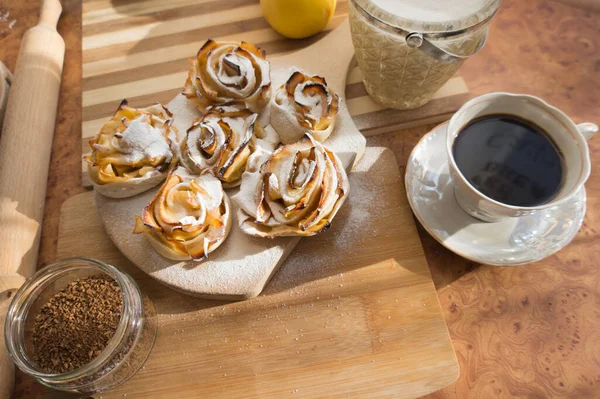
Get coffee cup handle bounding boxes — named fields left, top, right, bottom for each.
left=577, top=123, right=598, bottom=141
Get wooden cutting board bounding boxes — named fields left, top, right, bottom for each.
left=47, top=147, right=459, bottom=398
left=81, top=0, right=470, bottom=179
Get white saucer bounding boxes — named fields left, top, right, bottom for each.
left=405, top=122, right=587, bottom=266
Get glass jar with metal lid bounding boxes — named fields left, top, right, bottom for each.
left=349, top=0, right=501, bottom=109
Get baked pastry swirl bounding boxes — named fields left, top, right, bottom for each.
left=270, top=70, right=340, bottom=144
left=180, top=104, right=279, bottom=187
left=233, top=134, right=349, bottom=237
left=84, top=100, right=177, bottom=198
left=183, top=40, right=271, bottom=113
left=133, top=167, right=232, bottom=261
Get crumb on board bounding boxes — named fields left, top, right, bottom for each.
left=0, top=7, right=16, bottom=30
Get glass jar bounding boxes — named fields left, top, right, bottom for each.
left=349, top=0, right=500, bottom=110
left=4, top=258, right=157, bottom=394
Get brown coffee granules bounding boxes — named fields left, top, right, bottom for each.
left=31, top=275, right=123, bottom=374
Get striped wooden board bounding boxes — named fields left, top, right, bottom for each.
left=82, top=0, right=470, bottom=180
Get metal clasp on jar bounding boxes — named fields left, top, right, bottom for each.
left=353, top=2, right=498, bottom=64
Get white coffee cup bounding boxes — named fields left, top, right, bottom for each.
left=446, top=92, right=597, bottom=222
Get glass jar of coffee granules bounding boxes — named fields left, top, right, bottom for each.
left=4, top=258, right=157, bottom=393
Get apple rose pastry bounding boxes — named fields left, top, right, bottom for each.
left=180, top=104, right=279, bottom=187
left=270, top=71, right=340, bottom=144
left=233, top=134, right=349, bottom=237
left=183, top=39, right=271, bottom=113
left=84, top=100, right=177, bottom=198
left=133, top=167, right=232, bottom=261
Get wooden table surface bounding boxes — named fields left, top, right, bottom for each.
left=2, top=0, right=599, bottom=397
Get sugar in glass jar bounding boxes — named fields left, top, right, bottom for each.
left=349, top=0, right=501, bottom=109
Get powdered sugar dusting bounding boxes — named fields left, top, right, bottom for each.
left=0, top=8, right=9, bottom=22
left=266, top=147, right=403, bottom=292
left=96, top=148, right=399, bottom=298
left=113, top=116, right=172, bottom=163
left=353, top=146, right=387, bottom=170
left=179, top=215, right=202, bottom=227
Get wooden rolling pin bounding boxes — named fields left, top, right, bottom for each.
left=0, top=0, right=64, bottom=397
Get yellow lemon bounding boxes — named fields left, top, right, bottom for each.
left=261, top=0, right=337, bottom=39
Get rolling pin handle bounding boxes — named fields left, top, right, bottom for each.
left=39, top=0, right=62, bottom=30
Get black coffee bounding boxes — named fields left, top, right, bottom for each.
left=452, top=114, right=563, bottom=207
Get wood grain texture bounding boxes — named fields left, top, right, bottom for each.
left=17, top=148, right=459, bottom=398
left=4, top=0, right=600, bottom=397
left=367, top=3, right=600, bottom=398
left=555, top=0, right=600, bottom=12
left=0, top=0, right=64, bottom=395
left=78, top=0, right=470, bottom=183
